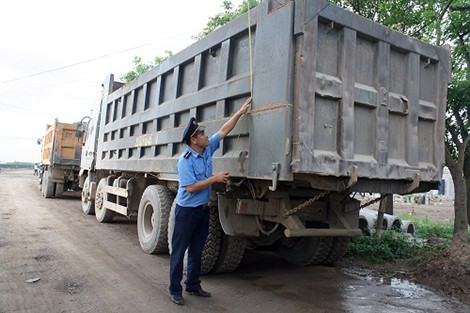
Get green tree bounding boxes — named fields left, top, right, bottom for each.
left=120, top=50, right=173, bottom=83
left=446, top=79, right=470, bottom=243
left=444, top=1, right=470, bottom=243
left=120, top=1, right=259, bottom=81
left=330, top=0, right=442, bottom=41
left=329, top=0, right=469, bottom=244
left=193, top=0, right=261, bottom=40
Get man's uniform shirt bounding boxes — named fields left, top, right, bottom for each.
left=176, top=132, right=220, bottom=207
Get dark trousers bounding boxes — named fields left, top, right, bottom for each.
left=169, top=204, right=209, bottom=296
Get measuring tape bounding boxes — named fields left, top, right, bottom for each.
left=248, top=1, right=253, bottom=97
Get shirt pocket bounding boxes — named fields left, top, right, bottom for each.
left=194, top=167, right=205, bottom=181
left=205, top=159, right=212, bottom=177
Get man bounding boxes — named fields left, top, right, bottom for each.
left=169, top=97, right=252, bottom=306
left=33, top=163, right=39, bottom=176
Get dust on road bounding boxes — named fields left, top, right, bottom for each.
left=1, top=169, right=468, bottom=313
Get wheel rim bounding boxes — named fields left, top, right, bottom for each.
left=279, top=236, right=332, bottom=266
left=82, top=179, right=89, bottom=204
left=95, top=187, right=103, bottom=213
left=143, top=202, right=154, bottom=239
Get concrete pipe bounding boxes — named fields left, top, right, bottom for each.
left=400, top=220, right=415, bottom=235
left=358, top=216, right=370, bottom=235
left=383, top=213, right=401, bottom=231
left=359, top=208, right=387, bottom=235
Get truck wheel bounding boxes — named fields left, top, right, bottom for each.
left=200, top=205, right=222, bottom=274
left=278, top=236, right=333, bottom=266
left=167, top=202, right=222, bottom=275
left=137, top=185, right=174, bottom=254
left=322, top=237, right=350, bottom=265
left=211, top=233, right=246, bottom=274
left=38, top=173, right=43, bottom=191
left=81, top=176, right=95, bottom=215
left=43, top=170, right=55, bottom=198
left=95, top=178, right=115, bottom=223
left=168, top=200, right=177, bottom=255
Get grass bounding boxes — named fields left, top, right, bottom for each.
left=346, top=216, right=469, bottom=264
left=399, top=213, right=454, bottom=240
left=346, top=231, right=413, bottom=263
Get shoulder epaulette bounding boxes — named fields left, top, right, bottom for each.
left=183, top=151, right=191, bottom=159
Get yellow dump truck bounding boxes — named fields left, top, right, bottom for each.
left=39, top=120, right=84, bottom=198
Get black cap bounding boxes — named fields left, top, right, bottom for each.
left=182, top=117, right=205, bottom=145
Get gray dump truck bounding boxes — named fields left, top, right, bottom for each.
left=78, top=0, right=450, bottom=273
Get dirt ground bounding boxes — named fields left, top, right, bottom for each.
left=357, top=195, right=470, bottom=306
left=1, top=169, right=469, bottom=313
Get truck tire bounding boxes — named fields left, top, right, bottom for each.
left=278, top=236, right=333, bottom=266
left=167, top=202, right=222, bottom=275
left=167, top=200, right=177, bottom=255
left=42, top=170, right=55, bottom=199
left=211, top=234, right=246, bottom=274
left=137, top=185, right=173, bottom=254
left=81, top=176, right=95, bottom=215
left=322, top=237, right=350, bottom=265
left=95, top=178, right=115, bottom=223
left=200, top=205, right=222, bottom=274
left=41, top=173, right=45, bottom=196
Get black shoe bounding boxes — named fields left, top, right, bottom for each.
left=187, top=288, right=211, bottom=297
left=170, top=294, right=184, bottom=305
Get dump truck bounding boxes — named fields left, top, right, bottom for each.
left=78, top=0, right=450, bottom=273
left=39, top=120, right=84, bottom=198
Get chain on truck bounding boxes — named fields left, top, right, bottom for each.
left=76, top=0, right=450, bottom=273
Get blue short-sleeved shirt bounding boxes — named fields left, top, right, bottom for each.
left=176, top=132, right=221, bottom=207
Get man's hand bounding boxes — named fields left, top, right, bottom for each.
left=185, top=172, right=229, bottom=193
left=238, top=96, right=252, bottom=115
left=219, top=96, right=252, bottom=139
left=213, top=172, right=229, bottom=183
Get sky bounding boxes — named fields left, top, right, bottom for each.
left=0, top=0, right=242, bottom=163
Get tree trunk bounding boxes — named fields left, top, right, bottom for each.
left=467, top=178, right=470, bottom=226
left=445, top=148, right=468, bottom=245
left=464, top=154, right=470, bottom=226
left=446, top=149, right=469, bottom=245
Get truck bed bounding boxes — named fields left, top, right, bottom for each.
left=95, top=0, right=450, bottom=194
left=41, top=121, right=83, bottom=166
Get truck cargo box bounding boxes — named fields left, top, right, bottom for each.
left=41, top=121, right=83, bottom=166
left=95, top=0, right=449, bottom=195
left=40, top=120, right=83, bottom=198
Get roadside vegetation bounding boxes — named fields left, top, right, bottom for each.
left=346, top=216, right=469, bottom=265
left=0, top=162, right=34, bottom=169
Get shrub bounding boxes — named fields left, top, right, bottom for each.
left=346, top=231, right=414, bottom=263
left=399, top=214, right=454, bottom=240
left=347, top=215, right=469, bottom=265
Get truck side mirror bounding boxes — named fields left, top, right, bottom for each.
left=76, top=122, right=84, bottom=138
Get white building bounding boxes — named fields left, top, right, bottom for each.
left=440, top=167, right=455, bottom=199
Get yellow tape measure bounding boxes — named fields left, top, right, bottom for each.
left=248, top=1, right=253, bottom=97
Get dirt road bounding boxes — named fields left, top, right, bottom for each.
left=1, top=170, right=468, bottom=313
